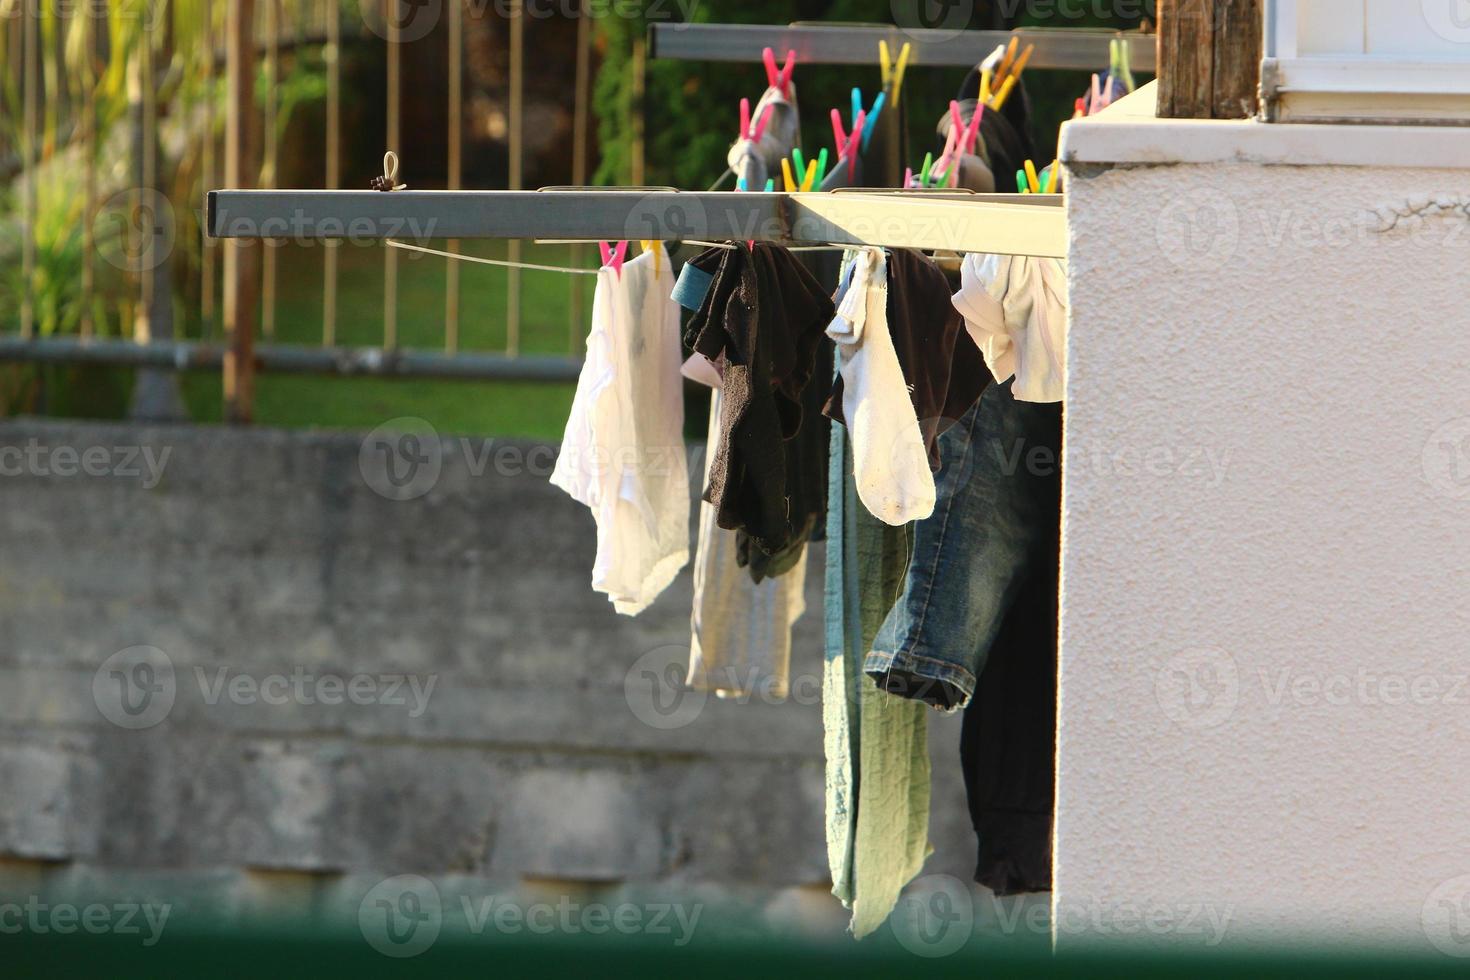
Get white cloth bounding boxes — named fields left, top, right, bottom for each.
left=684, top=389, right=807, bottom=699
left=827, top=247, right=935, bottom=527
left=952, top=253, right=1069, bottom=404
left=551, top=248, right=688, bottom=616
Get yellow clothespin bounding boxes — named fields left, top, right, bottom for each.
left=781, top=157, right=797, bottom=192
left=990, top=75, right=1018, bottom=112
left=881, top=40, right=913, bottom=106
left=980, top=68, right=993, bottom=104
left=640, top=239, right=660, bottom=277
left=800, top=159, right=818, bottom=192
left=1023, top=159, right=1041, bottom=194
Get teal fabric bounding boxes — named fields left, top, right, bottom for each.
left=823, top=420, right=933, bottom=938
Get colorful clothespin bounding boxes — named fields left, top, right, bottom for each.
left=1003, top=36, right=1023, bottom=76
left=780, top=157, right=797, bottom=192
left=599, top=240, right=628, bottom=278
left=919, top=152, right=934, bottom=188
left=1016, top=170, right=1029, bottom=194
left=640, top=239, right=661, bottom=277
left=904, top=167, right=915, bottom=189
left=1090, top=73, right=1102, bottom=116
left=763, top=47, right=796, bottom=97
left=991, top=75, right=1018, bottom=112
left=862, top=92, right=886, bottom=150
left=879, top=39, right=912, bottom=106
left=1023, top=159, right=1041, bottom=194
left=764, top=178, right=775, bottom=192
left=1008, top=43, right=1035, bottom=85
left=793, top=148, right=806, bottom=183
left=815, top=148, right=829, bottom=185
left=800, top=158, right=818, bottom=192
left=831, top=107, right=865, bottom=166
left=1117, top=36, right=1137, bottom=93
left=736, top=177, right=748, bottom=192
left=980, top=67, right=993, bottom=104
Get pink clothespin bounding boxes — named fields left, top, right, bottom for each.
left=763, top=47, right=796, bottom=98
left=738, top=97, right=774, bottom=143
left=599, top=240, right=628, bottom=278
left=962, top=102, right=984, bottom=155
left=751, top=103, right=773, bottom=143
left=846, top=109, right=865, bottom=176
left=831, top=107, right=849, bottom=155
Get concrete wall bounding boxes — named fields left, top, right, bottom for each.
left=0, top=417, right=979, bottom=936
left=1058, top=110, right=1470, bottom=951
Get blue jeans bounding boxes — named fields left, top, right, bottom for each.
left=865, top=382, right=1062, bottom=711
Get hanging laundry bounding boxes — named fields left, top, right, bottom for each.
left=825, top=247, right=935, bottom=526
left=550, top=247, right=689, bottom=616
left=823, top=418, right=931, bottom=939
left=962, top=535, right=1058, bottom=897
left=684, top=386, right=810, bottom=700
left=673, top=249, right=816, bottom=699
left=862, top=380, right=1061, bottom=897
left=684, top=242, right=835, bottom=563
left=827, top=249, right=991, bottom=475
left=953, top=253, right=1068, bottom=404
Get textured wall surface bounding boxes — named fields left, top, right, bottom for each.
left=1059, top=145, right=1470, bottom=950
left=0, top=419, right=979, bottom=936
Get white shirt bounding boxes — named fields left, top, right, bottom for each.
left=952, top=253, right=1069, bottom=404
left=828, top=247, right=936, bottom=526
left=551, top=248, right=689, bottom=616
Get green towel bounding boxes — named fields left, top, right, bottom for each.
left=823, top=421, right=933, bottom=938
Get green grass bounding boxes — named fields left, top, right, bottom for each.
left=182, top=239, right=598, bottom=440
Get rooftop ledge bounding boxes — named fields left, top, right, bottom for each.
left=1060, top=81, right=1470, bottom=171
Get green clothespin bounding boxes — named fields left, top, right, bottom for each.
left=764, top=178, right=775, bottom=192
left=816, top=148, right=829, bottom=185
left=1016, top=169, right=1029, bottom=194
left=792, top=148, right=806, bottom=185
left=919, top=152, right=934, bottom=188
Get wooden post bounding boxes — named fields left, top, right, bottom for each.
left=1157, top=0, right=1262, bottom=120
left=224, top=0, right=258, bottom=424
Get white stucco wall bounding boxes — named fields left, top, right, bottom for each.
left=1056, top=109, right=1470, bottom=952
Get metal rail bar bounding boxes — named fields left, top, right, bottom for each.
left=206, top=190, right=1069, bottom=257
left=0, top=338, right=583, bottom=383
left=647, top=24, right=1156, bottom=73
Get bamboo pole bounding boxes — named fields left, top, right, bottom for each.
left=261, top=0, right=279, bottom=339
left=384, top=0, right=401, bottom=351
left=323, top=0, right=341, bottom=347
left=568, top=0, right=591, bottom=355
left=201, top=0, right=217, bottom=339
left=81, top=0, right=98, bottom=339
left=21, top=0, right=38, bottom=339
left=446, top=0, right=463, bottom=354
left=506, top=0, right=524, bottom=357
left=224, top=0, right=259, bottom=423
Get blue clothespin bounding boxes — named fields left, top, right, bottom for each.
left=862, top=92, right=886, bottom=151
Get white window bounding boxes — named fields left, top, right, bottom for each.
left=1263, top=0, right=1470, bottom=123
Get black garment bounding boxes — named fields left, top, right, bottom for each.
left=684, top=242, right=835, bottom=562
left=825, top=249, right=992, bottom=467
left=961, top=398, right=1061, bottom=897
